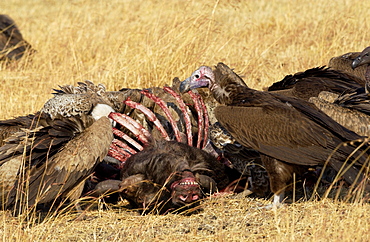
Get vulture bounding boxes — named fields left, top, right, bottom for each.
left=352, top=46, right=370, bottom=91
left=0, top=106, right=113, bottom=213
left=0, top=14, right=34, bottom=61
left=267, top=66, right=363, bottom=101
left=309, top=91, right=370, bottom=137
left=328, top=51, right=367, bottom=83
left=309, top=46, right=370, bottom=137
left=180, top=62, right=370, bottom=208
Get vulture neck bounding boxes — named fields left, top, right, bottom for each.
left=211, top=80, right=270, bottom=107
left=211, top=75, right=252, bottom=105
left=365, top=65, right=370, bottom=93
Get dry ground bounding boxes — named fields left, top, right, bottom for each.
left=0, top=0, right=369, bottom=241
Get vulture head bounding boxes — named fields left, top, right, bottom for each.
left=352, top=46, right=370, bottom=92
left=180, top=66, right=215, bottom=92
left=180, top=63, right=248, bottom=105
left=352, top=46, right=370, bottom=70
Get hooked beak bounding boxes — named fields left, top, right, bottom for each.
left=352, top=56, right=362, bottom=70
left=179, top=77, right=210, bottom=93
left=179, top=77, right=192, bottom=93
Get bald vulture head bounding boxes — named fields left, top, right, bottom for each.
left=180, top=63, right=247, bottom=105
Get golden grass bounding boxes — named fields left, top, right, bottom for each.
left=1, top=0, right=370, bottom=241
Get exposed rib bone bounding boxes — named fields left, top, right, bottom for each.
left=111, top=138, right=138, bottom=155
left=109, top=112, right=150, bottom=144
left=140, top=90, right=182, bottom=142
left=198, top=95, right=209, bottom=149
left=108, top=145, right=130, bottom=165
left=112, top=128, right=143, bottom=151
left=188, top=91, right=204, bottom=148
left=163, top=86, right=193, bottom=146
left=110, top=142, right=132, bottom=160
left=125, top=98, right=171, bottom=141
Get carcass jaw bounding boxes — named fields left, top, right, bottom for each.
left=171, top=177, right=199, bottom=190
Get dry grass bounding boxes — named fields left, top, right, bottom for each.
left=1, top=0, right=370, bottom=241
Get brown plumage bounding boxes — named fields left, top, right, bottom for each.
left=309, top=91, right=370, bottom=137
left=351, top=46, right=370, bottom=92
left=309, top=47, right=370, bottom=137
left=328, top=51, right=367, bottom=83
left=267, top=66, right=363, bottom=101
left=180, top=62, right=370, bottom=208
left=0, top=111, right=113, bottom=212
left=0, top=113, right=48, bottom=147
left=0, top=14, right=34, bottom=61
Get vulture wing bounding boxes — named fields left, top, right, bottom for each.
left=5, top=116, right=113, bottom=208
left=215, top=104, right=335, bottom=166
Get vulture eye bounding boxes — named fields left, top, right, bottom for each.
left=194, top=74, right=200, bottom=79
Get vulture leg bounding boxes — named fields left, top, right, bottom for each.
left=257, top=154, right=305, bottom=208
left=140, top=90, right=182, bottom=142
left=270, top=192, right=285, bottom=209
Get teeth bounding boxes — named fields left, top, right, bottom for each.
left=179, top=181, right=199, bottom=186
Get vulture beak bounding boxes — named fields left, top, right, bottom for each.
left=351, top=56, right=362, bottom=70
left=179, top=76, right=210, bottom=93
left=351, top=47, right=370, bottom=70
left=179, top=77, right=193, bottom=93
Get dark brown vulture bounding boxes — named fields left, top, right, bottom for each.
left=0, top=14, right=34, bottom=61
left=329, top=51, right=367, bottom=83
left=309, top=47, right=370, bottom=137
left=180, top=62, right=370, bottom=208
left=267, top=66, right=363, bottom=101
left=352, top=46, right=370, bottom=91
